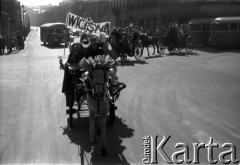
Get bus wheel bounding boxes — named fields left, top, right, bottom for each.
left=48, top=39, right=51, bottom=46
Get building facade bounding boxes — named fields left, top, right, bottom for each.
left=0, top=0, right=23, bottom=37
left=109, top=0, right=240, bottom=34
left=81, top=0, right=113, bottom=25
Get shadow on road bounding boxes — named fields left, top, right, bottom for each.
left=166, top=51, right=199, bottom=56
left=41, top=44, right=67, bottom=49
left=195, top=46, right=240, bottom=54
left=119, top=59, right=148, bottom=66
left=62, top=116, right=134, bottom=165
left=144, top=54, right=163, bottom=59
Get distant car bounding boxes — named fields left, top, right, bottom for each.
left=69, top=29, right=80, bottom=37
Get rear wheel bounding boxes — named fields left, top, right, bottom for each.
left=159, top=45, right=165, bottom=54
left=185, top=42, right=193, bottom=53
left=134, top=47, right=142, bottom=60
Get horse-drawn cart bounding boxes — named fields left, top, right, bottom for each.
left=64, top=59, right=126, bottom=128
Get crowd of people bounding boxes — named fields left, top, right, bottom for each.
left=0, top=33, right=25, bottom=55
left=104, top=22, right=191, bottom=55
left=60, top=32, right=118, bottom=104
left=155, top=23, right=190, bottom=46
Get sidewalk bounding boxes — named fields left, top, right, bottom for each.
left=0, top=32, right=31, bottom=56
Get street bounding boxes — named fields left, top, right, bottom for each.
left=0, top=28, right=240, bottom=164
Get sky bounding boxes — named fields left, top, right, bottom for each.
left=19, top=0, right=63, bottom=6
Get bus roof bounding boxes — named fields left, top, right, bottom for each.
left=40, top=22, right=67, bottom=28
left=212, top=16, right=240, bottom=23
left=188, top=18, right=214, bottom=24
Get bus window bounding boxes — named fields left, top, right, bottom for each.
left=202, top=24, right=209, bottom=31
left=210, top=23, right=228, bottom=31
left=55, top=28, right=60, bottom=33
left=190, top=24, right=201, bottom=31
left=230, top=23, right=237, bottom=31
left=220, top=23, right=228, bottom=31
left=210, top=24, right=215, bottom=31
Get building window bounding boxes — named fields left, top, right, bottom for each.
left=148, top=18, right=150, bottom=29
left=220, top=23, right=228, bottom=31
left=138, top=0, right=141, bottom=8
left=117, top=0, right=120, bottom=8
left=153, top=18, right=156, bottom=32
left=119, top=19, right=122, bottom=27
left=102, top=4, right=105, bottom=13
left=124, top=19, right=127, bottom=27
left=142, top=1, right=145, bottom=8
left=124, top=0, right=127, bottom=7
left=230, top=23, right=237, bottom=31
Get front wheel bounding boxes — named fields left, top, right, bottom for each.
left=134, top=47, right=142, bottom=60
left=48, top=38, right=51, bottom=46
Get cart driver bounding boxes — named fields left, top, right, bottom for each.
left=59, top=43, right=85, bottom=106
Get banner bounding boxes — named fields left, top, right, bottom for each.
left=66, top=12, right=110, bottom=35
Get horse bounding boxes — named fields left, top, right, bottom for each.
left=80, top=55, right=115, bottom=156
left=139, top=33, right=160, bottom=57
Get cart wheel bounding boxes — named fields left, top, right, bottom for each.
left=134, top=47, right=142, bottom=60
left=159, top=46, right=165, bottom=54
left=176, top=46, right=184, bottom=53
left=109, top=102, right=116, bottom=126
left=185, top=42, right=193, bottom=53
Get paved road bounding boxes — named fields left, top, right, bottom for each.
left=0, top=29, right=240, bottom=164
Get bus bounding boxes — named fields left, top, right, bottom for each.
left=188, top=18, right=214, bottom=47
left=40, top=22, right=68, bottom=46
left=209, top=16, right=240, bottom=47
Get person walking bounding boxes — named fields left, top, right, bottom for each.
left=5, top=36, right=12, bottom=53
left=0, top=36, right=5, bottom=54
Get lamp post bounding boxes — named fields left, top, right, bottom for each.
left=22, top=5, right=25, bottom=33
left=22, top=5, right=26, bottom=40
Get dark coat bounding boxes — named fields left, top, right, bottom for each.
left=62, top=43, right=85, bottom=94
left=84, top=43, right=105, bottom=59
